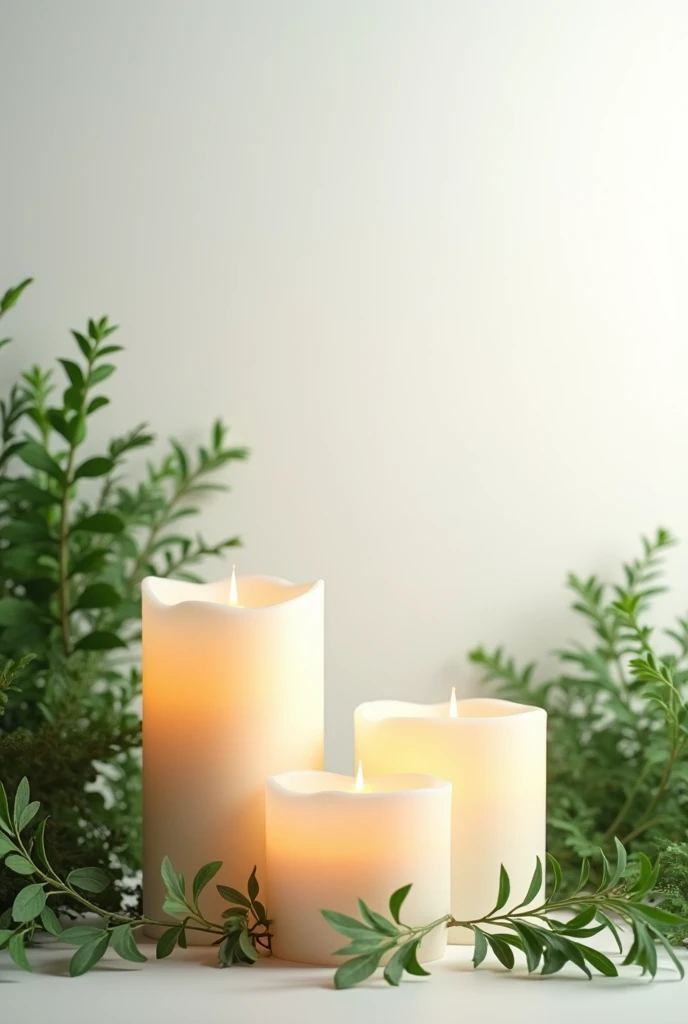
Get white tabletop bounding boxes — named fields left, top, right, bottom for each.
left=2, top=940, right=686, bottom=1024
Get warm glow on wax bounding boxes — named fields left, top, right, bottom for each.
left=355, top=760, right=365, bottom=791
left=449, top=687, right=457, bottom=718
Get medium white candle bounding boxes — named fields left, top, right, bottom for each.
left=355, top=697, right=546, bottom=943
left=266, top=770, right=452, bottom=966
left=142, top=573, right=324, bottom=939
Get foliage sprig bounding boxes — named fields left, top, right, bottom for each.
left=322, top=839, right=687, bottom=988
left=0, top=778, right=270, bottom=975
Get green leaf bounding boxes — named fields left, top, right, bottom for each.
left=18, top=801, right=40, bottom=832
left=87, top=396, right=110, bottom=415
left=247, top=866, right=259, bottom=903
left=98, top=344, right=123, bottom=357
left=69, top=931, right=110, bottom=977
left=0, top=781, right=11, bottom=832
left=472, top=927, right=489, bottom=968
left=90, top=363, right=116, bottom=384
left=510, top=923, right=543, bottom=973
left=40, top=905, right=62, bottom=937
left=110, top=924, right=147, bottom=964
left=0, top=832, right=19, bottom=857
left=595, top=911, right=623, bottom=953
left=357, top=899, right=399, bottom=936
left=252, top=900, right=268, bottom=924
left=71, top=331, right=92, bottom=358
left=13, top=883, right=46, bottom=922
left=238, top=929, right=258, bottom=962
left=576, top=858, right=590, bottom=894
left=34, top=818, right=50, bottom=868
left=1, top=278, right=33, bottom=313
left=5, top=855, right=35, bottom=875
left=72, top=512, right=125, bottom=534
left=8, top=932, right=31, bottom=972
left=321, top=909, right=377, bottom=939
left=579, top=944, right=618, bottom=977
left=0, top=598, right=39, bottom=626
left=541, top=948, right=568, bottom=975
left=653, top=928, right=685, bottom=979
left=486, top=933, right=515, bottom=970
left=493, top=865, right=511, bottom=912
left=67, top=866, right=110, bottom=893
left=17, top=442, right=64, bottom=483
left=334, top=951, right=382, bottom=989
left=161, top=855, right=186, bottom=903
left=547, top=853, right=563, bottom=899
left=518, top=858, right=543, bottom=908
left=403, top=939, right=431, bottom=977
left=74, top=457, right=114, bottom=480
left=0, top=929, right=14, bottom=948
left=60, top=926, right=107, bottom=946
left=156, top=925, right=181, bottom=959
left=562, top=905, right=597, bottom=930
left=58, top=359, right=85, bottom=388
left=332, top=937, right=390, bottom=956
left=630, top=903, right=687, bottom=927
left=74, top=583, right=121, bottom=610
left=383, top=940, right=415, bottom=986
left=74, top=631, right=127, bottom=651
left=192, top=861, right=223, bottom=905
left=217, top=884, right=250, bottom=909
left=13, top=777, right=30, bottom=825
left=162, top=897, right=189, bottom=917
left=389, top=883, right=412, bottom=924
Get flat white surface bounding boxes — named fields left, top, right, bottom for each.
left=3, top=0, right=688, bottom=769
left=1, top=941, right=686, bottom=1024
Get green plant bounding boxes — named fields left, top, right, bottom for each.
left=0, top=280, right=248, bottom=913
left=0, top=778, right=270, bottom=975
left=1, top=779, right=683, bottom=985
left=469, top=528, right=688, bottom=896
left=322, top=839, right=686, bottom=988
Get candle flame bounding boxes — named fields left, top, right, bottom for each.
left=355, top=760, right=365, bottom=792
left=229, top=565, right=239, bottom=606
left=449, top=686, right=458, bottom=718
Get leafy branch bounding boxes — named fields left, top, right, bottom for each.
left=469, top=528, right=688, bottom=880
left=323, top=840, right=687, bottom=989
left=0, top=778, right=270, bottom=975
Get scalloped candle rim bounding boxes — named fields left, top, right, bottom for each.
left=356, top=696, right=546, bottom=723
left=268, top=770, right=452, bottom=798
left=142, top=574, right=323, bottom=611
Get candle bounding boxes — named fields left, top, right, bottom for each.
left=355, top=697, right=546, bottom=942
left=265, top=769, right=451, bottom=966
left=142, top=573, right=324, bottom=939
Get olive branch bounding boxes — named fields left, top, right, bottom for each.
left=322, top=839, right=687, bottom=988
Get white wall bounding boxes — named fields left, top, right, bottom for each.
left=2, top=0, right=688, bottom=769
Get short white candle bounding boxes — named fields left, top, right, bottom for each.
left=266, top=769, right=452, bottom=966
left=142, top=573, right=324, bottom=938
left=355, top=697, right=546, bottom=943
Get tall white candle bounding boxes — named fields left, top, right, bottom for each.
left=266, top=770, right=452, bottom=966
left=142, top=574, right=324, bottom=939
left=355, top=697, right=546, bottom=943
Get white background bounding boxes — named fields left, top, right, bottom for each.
left=2, top=0, right=688, bottom=768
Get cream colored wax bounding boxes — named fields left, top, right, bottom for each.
left=266, top=770, right=451, bottom=965
left=142, top=575, right=324, bottom=939
left=355, top=698, right=546, bottom=943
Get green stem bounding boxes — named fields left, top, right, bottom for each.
left=620, top=739, right=686, bottom=845
left=603, top=765, right=649, bottom=842
left=57, top=445, right=76, bottom=656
